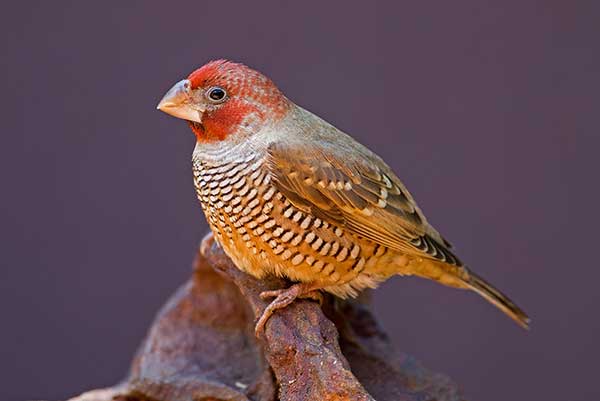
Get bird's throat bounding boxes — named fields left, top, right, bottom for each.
left=188, top=120, right=207, bottom=140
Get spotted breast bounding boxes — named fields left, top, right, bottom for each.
left=192, top=148, right=405, bottom=299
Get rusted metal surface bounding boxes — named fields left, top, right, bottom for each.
left=66, top=234, right=465, bottom=401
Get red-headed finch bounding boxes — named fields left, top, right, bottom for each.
left=157, top=60, right=529, bottom=335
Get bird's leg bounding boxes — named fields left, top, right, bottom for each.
left=199, top=232, right=215, bottom=257
left=200, top=231, right=221, bottom=257
left=255, top=283, right=323, bottom=337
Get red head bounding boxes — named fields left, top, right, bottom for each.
left=157, top=60, right=291, bottom=142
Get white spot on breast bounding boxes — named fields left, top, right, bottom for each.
left=323, top=263, right=335, bottom=275
left=263, top=187, right=276, bottom=201
left=281, top=249, right=292, bottom=260
left=262, top=202, right=274, bottom=213
left=254, top=173, right=266, bottom=186
left=291, top=253, right=304, bottom=266
left=311, top=237, right=323, bottom=250
left=336, top=247, right=349, bottom=262
left=239, top=215, right=251, bottom=224
left=291, top=234, right=303, bottom=246
left=219, top=177, right=231, bottom=187
left=329, top=242, right=339, bottom=256
left=319, top=242, right=331, bottom=256
left=353, top=257, right=366, bottom=271
left=250, top=169, right=261, bottom=180
left=304, top=232, right=316, bottom=244
left=281, top=231, right=294, bottom=242
left=283, top=207, right=294, bottom=218
left=222, top=191, right=234, bottom=201
left=233, top=177, right=246, bottom=189
left=238, top=184, right=250, bottom=197
left=350, top=244, right=360, bottom=259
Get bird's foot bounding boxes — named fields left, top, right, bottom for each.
left=200, top=231, right=219, bottom=257
left=255, top=283, right=322, bottom=337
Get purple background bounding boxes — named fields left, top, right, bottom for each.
left=1, top=1, right=597, bottom=400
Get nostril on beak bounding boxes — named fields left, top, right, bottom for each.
left=156, top=79, right=203, bottom=123
left=157, top=79, right=192, bottom=110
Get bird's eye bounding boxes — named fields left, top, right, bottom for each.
left=207, top=87, right=227, bottom=103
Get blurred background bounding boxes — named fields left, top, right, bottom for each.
left=1, top=1, right=597, bottom=400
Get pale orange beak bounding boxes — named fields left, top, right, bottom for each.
left=156, top=79, right=204, bottom=123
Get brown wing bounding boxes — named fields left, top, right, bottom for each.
left=266, top=141, right=463, bottom=266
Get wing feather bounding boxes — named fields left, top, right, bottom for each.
left=266, top=141, right=463, bottom=266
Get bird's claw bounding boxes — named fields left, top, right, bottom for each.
left=200, top=232, right=220, bottom=257
left=255, top=283, right=321, bottom=338
left=259, top=288, right=288, bottom=300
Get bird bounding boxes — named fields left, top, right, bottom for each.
left=156, top=59, right=529, bottom=335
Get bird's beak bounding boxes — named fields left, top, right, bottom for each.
left=156, top=79, right=204, bottom=123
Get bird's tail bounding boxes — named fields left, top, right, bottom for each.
left=466, top=271, right=530, bottom=329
